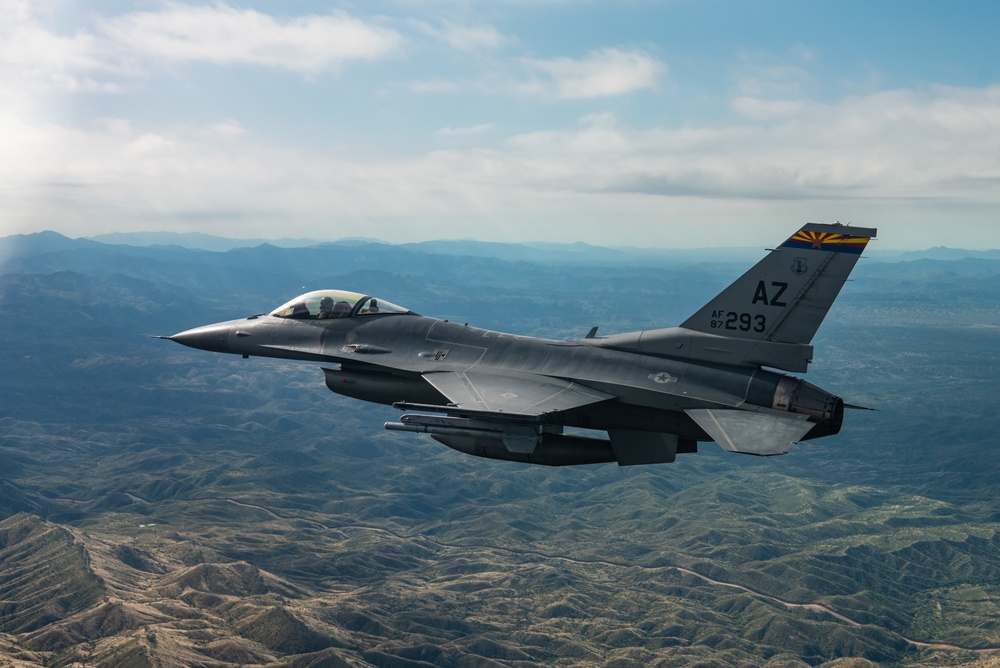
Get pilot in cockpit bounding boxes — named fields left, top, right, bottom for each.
left=317, top=296, right=352, bottom=318
left=317, top=296, right=336, bottom=319
left=269, top=291, right=411, bottom=320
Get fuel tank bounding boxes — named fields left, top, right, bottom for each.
left=323, top=367, right=447, bottom=406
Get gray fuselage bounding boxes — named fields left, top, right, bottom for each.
left=173, top=310, right=840, bottom=444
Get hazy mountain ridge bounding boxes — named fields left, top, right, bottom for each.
left=80, top=229, right=769, bottom=264
left=9, top=230, right=997, bottom=274
left=87, top=231, right=327, bottom=252
left=1, top=230, right=999, bottom=666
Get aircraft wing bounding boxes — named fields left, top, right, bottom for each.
left=422, top=369, right=615, bottom=417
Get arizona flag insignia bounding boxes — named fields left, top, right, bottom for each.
left=781, top=228, right=871, bottom=254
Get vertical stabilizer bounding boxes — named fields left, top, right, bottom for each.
left=680, top=223, right=876, bottom=345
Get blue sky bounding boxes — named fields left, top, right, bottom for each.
left=3, top=0, right=999, bottom=249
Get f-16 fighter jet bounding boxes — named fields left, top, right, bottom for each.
left=160, top=223, right=876, bottom=466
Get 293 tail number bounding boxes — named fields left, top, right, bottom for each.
left=710, top=311, right=766, bottom=333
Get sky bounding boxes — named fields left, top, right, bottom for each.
left=2, top=0, right=1000, bottom=250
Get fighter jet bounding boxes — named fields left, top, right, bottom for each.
left=160, top=222, right=876, bottom=466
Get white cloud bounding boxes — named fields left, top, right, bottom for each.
left=792, top=43, right=815, bottom=63
left=3, top=82, right=1000, bottom=248
left=415, top=19, right=507, bottom=52
left=407, top=78, right=462, bottom=94
left=733, top=45, right=815, bottom=100
left=0, top=1, right=121, bottom=97
left=100, top=4, right=402, bottom=72
left=730, top=97, right=813, bottom=120
left=498, top=85, right=1000, bottom=204
left=436, top=123, right=495, bottom=136
left=209, top=120, right=248, bottom=138
left=0, top=1, right=402, bottom=105
left=518, top=48, right=666, bottom=99
left=735, top=63, right=812, bottom=99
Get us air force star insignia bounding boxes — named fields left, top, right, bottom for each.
left=500, top=392, right=518, bottom=399
left=648, top=372, right=677, bottom=384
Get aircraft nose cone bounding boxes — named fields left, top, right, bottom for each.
left=169, top=322, right=232, bottom=353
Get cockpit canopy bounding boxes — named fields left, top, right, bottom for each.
left=269, top=290, right=412, bottom=320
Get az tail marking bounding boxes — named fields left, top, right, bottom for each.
left=752, top=281, right=788, bottom=307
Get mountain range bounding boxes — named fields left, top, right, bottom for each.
left=2, top=230, right=999, bottom=667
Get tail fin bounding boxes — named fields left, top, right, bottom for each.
left=680, top=223, right=876, bottom=345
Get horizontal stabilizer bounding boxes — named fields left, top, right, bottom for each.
left=685, top=408, right=814, bottom=456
